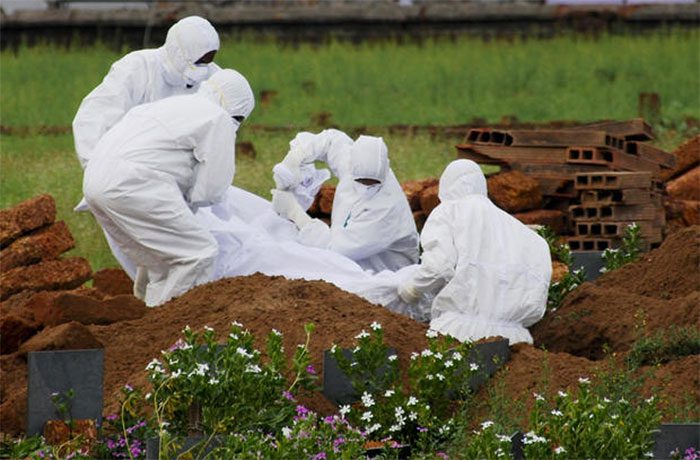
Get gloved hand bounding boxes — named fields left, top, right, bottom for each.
left=271, top=190, right=312, bottom=229
left=398, top=282, right=421, bottom=305
left=273, top=163, right=300, bottom=191
left=133, top=266, right=149, bottom=301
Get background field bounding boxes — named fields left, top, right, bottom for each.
left=1, top=31, right=699, bottom=271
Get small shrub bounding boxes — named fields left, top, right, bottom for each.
left=627, top=325, right=700, bottom=368
left=601, top=222, right=643, bottom=273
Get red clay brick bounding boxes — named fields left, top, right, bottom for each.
left=666, top=166, right=700, bottom=202
left=402, top=178, right=438, bottom=212
left=513, top=209, right=567, bottom=235
left=93, top=268, right=133, bottom=297
left=0, top=194, right=56, bottom=247
left=18, top=321, right=103, bottom=355
left=662, top=134, right=699, bottom=181
left=0, top=257, right=92, bottom=300
left=419, top=184, right=440, bottom=216
left=488, top=170, right=543, bottom=213
left=0, top=221, right=75, bottom=272
left=0, top=314, right=40, bottom=354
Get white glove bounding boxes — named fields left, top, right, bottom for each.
left=273, top=163, right=300, bottom=191
left=271, top=190, right=312, bottom=229
left=398, top=282, right=421, bottom=305
left=133, top=266, right=149, bottom=301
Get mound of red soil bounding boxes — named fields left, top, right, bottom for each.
left=0, top=274, right=430, bottom=435
left=532, top=226, right=700, bottom=359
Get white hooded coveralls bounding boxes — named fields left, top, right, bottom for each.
left=400, top=159, right=552, bottom=344
left=73, top=16, right=221, bottom=168
left=277, top=130, right=419, bottom=273
left=83, top=70, right=255, bottom=307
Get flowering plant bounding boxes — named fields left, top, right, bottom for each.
left=601, top=222, right=642, bottom=273
left=146, top=321, right=317, bottom=458
left=330, top=324, right=475, bottom=449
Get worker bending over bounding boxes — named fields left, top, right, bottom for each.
left=398, top=159, right=551, bottom=344
left=271, top=129, right=419, bottom=273
left=83, top=70, right=254, bottom=307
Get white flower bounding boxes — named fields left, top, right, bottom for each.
left=367, top=423, right=381, bottom=434
left=451, top=352, right=463, bottom=361
left=445, top=360, right=454, bottom=368
left=578, top=377, right=590, bottom=384
left=339, top=405, right=351, bottom=418
left=355, top=330, right=370, bottom=339
left=245, top=364, right=262, bottom=373
left=282, top=427, right=292, bottom=439
left=426, top=329, right=439, bottom=338
left=171, top=369, right=182, bottom=378
left=436, top=373, right=445, bottom=381
left=603, top=397, right=611, bottom=403
left=427, top=374, right=434, bottom=381
left=361, top=411, right=373, bottom=422
left=438, top=425, right=451, bottom=435
left=231, top=321, right=243, bottom=328
left=146, top=359, right=164, bottom=372
left=645, top=396, right=655, bottom=403
left=497, top=434, right=511, bottom=443
left=145, top=393, right=152, bottom=400
left=353, top=346, right=361, bottom=353
left=421, top=349, right=434, bottom=357
left=181, top=343, right=193, bottom=351
left=619, top=398, right=628, bottom=404
left=195, top=363, right=209, bottom=375
left=389, top=424, right=400, bottom=432
left=558, top=390, right=568, bottom=398
left=410, top=352, right=419, bottom=360
left=533, top=393, right=545, bottom=401
left=395, top=406, right=405, bottom=417
left=388, top=354, right=398, bottom=362
left=643, top=452, right=654, bottom=458
left=408, top=412, right=417, bottom=421
left=370, top=321, right=382, bottom=331
left=330, top=344, right=337, bottom=353
left=551, top=410, right=563, bottom=416
left=236, top=347, right=253, bottom=359
left=523, top=431, right=547, bottom=444
left=229, top=333, right=239, bottom=340
left=271, top=328, right=281, bottom=336
left=361, top=392, right=375, bottom=407
left=611, top=414, right=619, bottom=419
left=182, top=325, right=191, bottom=333
left=434, top=352, right=443, bottom=360
left=554, top=446, right=566, bottom=454
left=481, top=420, right=494, bottom=430
left=209, top=377, right=219, bottom=385
left=384, top=389, right=395, bottom=397
left=469, top=363, right=479, bottom=371
left=407, top=396, right=418, bottom=406
left=204, top=325, right=214, bottom=332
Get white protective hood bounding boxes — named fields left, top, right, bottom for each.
left=409, top=159, right=552, bottom=344
left=197, top=69, right=255, bottom=121
left=161, top=16, right=220, bottom=87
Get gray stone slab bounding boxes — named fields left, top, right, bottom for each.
left=465, top=338, right=511, bottom=392
left=571, top=250, right=605, bottom=281
left=27, top=348, right=103, bottom=435
left=653, top=423, right=700, bottom=459
left=322, top=348, right=396, bottom=406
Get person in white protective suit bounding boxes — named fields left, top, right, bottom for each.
left=396, top=159, right=552, bottom=344
left=72, top=16, right=221, bottom=277
left=83, top=69, right=255, bottom=307
left=271, top=129, right=419, bottom=273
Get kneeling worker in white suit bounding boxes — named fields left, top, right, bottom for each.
left=397, top=159, right=552, bottom=344
left=83, top=70, right=255, bottom=307
left=271, top=129, right=419, bottom=273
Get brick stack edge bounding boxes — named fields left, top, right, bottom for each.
left=454, top=118, right=686, bottom=251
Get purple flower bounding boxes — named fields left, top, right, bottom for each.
left=295, top=405, right=311, bottom=418
left=333, top=437, right=346, bottom=451
left=168, top=339, right=185, bottom=352
left=282, top=390, right=295, bottom=401
left=417, top=426, right=428, bottom=433
left=312, top=452, right=327, bottom=460
left=436, top=452, right=449, bottom=459
left=106, top=414, right=118, bottom=421
left=106, top=439, right=116, bottom=449
left=323, top=415, right=335, bottom=424
left=123, top=384, right=133, bottom=392
left=306, top=365, right=316, bottom=375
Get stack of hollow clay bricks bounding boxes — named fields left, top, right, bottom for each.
left=456, top=118, right=675, bottom=251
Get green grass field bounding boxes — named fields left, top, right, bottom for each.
left=1, top=32, right=699, bottom=271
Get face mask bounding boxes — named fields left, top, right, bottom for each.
left=183, top=64, right=210, bottom=87
left=352, top=181, right=381, bottom=200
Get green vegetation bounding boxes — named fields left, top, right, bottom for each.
left=627, top=325, right=700, bottom=369
left=601, top=222, right=643, bottom=273
left=1, top=31, right=699, bottom=128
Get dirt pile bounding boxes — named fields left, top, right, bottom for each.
left=532, top=226, right=700, bottom=359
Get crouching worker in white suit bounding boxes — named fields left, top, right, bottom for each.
left=271, top=129, right=419, bottom=273
left=397, top=159, right=552, bottom=344
left=83, top=69, right=255, bottom=307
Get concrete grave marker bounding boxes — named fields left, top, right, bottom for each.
left=27, top=348, right=103, bottom=435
